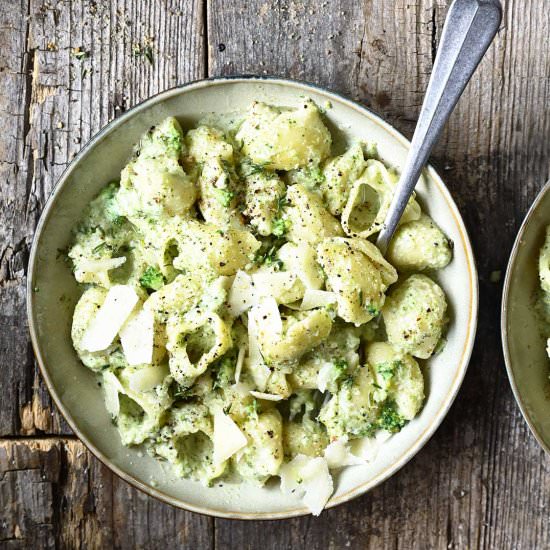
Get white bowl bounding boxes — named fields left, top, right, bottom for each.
left=28, top=77, right=479, bottom=518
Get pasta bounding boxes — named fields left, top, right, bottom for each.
left=68, top=101, right=452, bottom=515
left=341, top=159, right=421, bottom=238
left=386, top=214, right=452, bottom=271
left=382, top=274, right=447, bottom=359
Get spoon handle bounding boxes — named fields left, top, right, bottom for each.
left=376, top=0, right=502, bottom=254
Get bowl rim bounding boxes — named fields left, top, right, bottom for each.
left=27, top=74, right=479, bottom=520
left=501, top=179, right=550, bottom=456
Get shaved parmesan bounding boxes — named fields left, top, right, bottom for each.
left=235, top=346, right=246, bottom=383
left=127, top=364, right=169, bottom=393
left=280, top=455, right=334, bottom=516
left=102, top=371, right=124, bottom=417
left=213, top=411, right=248, bottom=464
left=246, top=308, right=271, bottom=391
left=246, top=298, right=282, bottom=391
left=300, top=289, right=338, bottom=310
left=228, top=270, right=256, bottom=317
left=81, top=285, right=139, bottom=352
left=119, top=307, right=154, bottom=366
left=231, top=382, right=252, bottom=398
left=278, top=242, right=324, bottom=290
left=349, top=430, right=392, bottom=462
left=317, top=361, right=338, bottom=393
left=324, top=438, right=364, bottom=469
left=253, top=296, right=283, bottom=335
left=249, top=391, right=284, bottom=402
left=252, top=270, right=299, bottom=302
left=247, top=308, right=261, bottom=363
left=75, top=256, right=126, bottom=276
left=246, top=359, right=271, bottom=392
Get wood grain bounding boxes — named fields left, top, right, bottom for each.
left=0, top=0, right=205, bottom=436
left=1, top=0, right=550, bottom=547
left=208, top=0, right=550, bottom=548
left=0, top=439, right=213, bottom=549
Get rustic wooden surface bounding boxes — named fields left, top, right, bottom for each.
left=1, top=0, right=549, bottom=548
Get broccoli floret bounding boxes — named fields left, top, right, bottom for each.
left=271, top=217, right=289, bottom=237
left=253, top=238, right=285, bottom=270
left=288, top=165, right=325, bottom=188
left=307, top=164, right=325, bottom=185
left=139, top=266, right=165, bottom=291
left=341, top=374, right=355, bottom=388
left=366, top=304, right=379, bottom=316
left=378, top=401, right=406, bottom=433
left=331, top=359, right=349, bottom=385
left=215, top=188, right=235, bottom=208
left=158, top=125, right=182, bottom=155
left=211, top=356, right=235, bottom=390
left=139, top=117, right=184, bottom=161
left=376, top=361, right=399, bottom=381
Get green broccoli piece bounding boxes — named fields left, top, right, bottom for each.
left=211, top=356, right=235, bottom=390
left=378, top=401, right=406, bottom=433
left=139, top=266, right=165, bottom=291
left=253, top=239, right=284, bottom=270
left=271, top=217, right=289, bottom=237
left=376, top=361, right=398, bottom=381
left=307, top=164, right=325, bottom=186
left=244, top=398, right=259, bottom=419
left=341, top=374, right=355, bottom=388
left=331, top=359, right=349, bottom=387
left=215, top=188, right=235, bottom=208
left=139, top=117, right=183, bottom=161
left=366, top=303, right=379, bottom=316
left=157, top=123, right=182, bottom=154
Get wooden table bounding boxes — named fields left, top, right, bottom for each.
left=1, top=1, right=549, bottom=548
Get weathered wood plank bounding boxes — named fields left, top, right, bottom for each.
left=0, top=438, right=214, bottom=549
left=0, top=0, right=205, bottom=436
left=2, top=0, right=550, bottom=548
left=208, top=0, right=550, bottom=548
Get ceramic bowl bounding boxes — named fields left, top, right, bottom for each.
left=28, top=77, right=478, bottom=518
left=502, top=180, right=550, bottom=455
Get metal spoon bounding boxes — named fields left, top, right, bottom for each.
left=376, top=0, right=502, bottom=254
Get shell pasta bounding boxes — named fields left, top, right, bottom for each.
left=68, top=100, right=452, bottom=514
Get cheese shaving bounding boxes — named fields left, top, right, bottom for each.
left=127, top=365, right=168, bottom=393
left=317, top=361, right=338, bottom=393
left=252, top=270, right=298, bottom=301
left=349, top=430, right=392, bottom=462
left=75, top=256, right=126, bottom=275
left=228, top=270, right=256, bottom=317
left=81, top=285, right=139, bottom=352
left=324, top=437, right=365, bottom=469
left=249, top=391, right=284, bottom=402
left=213, top=411, right=248, bottom=464
left=119, top=307, right=154, bottom=366
left=102, top=371, right=124, bottom=417
left=279, top=454, right=334, bottom=516
left=235, top=346, right=246, bottom=383
left=253, top=296, right=283, bottom=335
left=300, top=289, right=338, bottom=310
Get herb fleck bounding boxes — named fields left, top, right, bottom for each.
left=71, top=47, right=89, bottom=60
